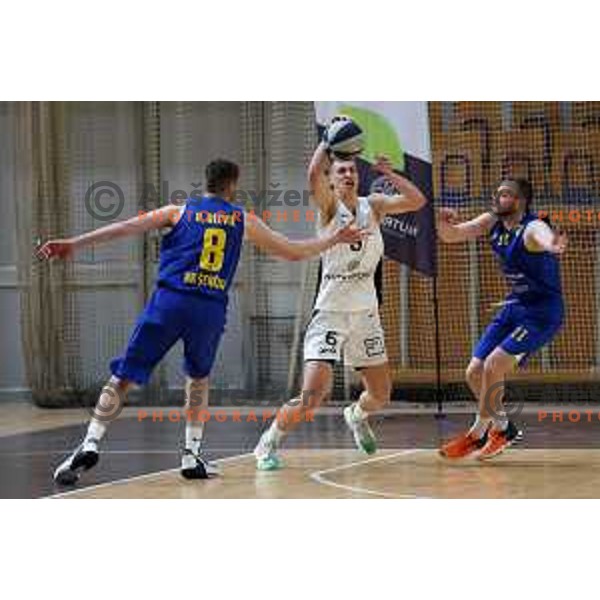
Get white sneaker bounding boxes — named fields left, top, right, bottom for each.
left=344, top=404, right=377, bottom=455
left=254, top=431, right=283, bottom=471
left=180, top=449, right=220, bottom=479
left=53, top=438, right=100, bottom=486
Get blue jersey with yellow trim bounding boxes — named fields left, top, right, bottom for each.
left=490, top=211, right=562, bottom=306
left=157, top=196, right=244, bottom=303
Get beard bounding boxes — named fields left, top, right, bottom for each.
left=491, top=200, right=519, bottom=218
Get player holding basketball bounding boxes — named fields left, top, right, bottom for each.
left=438, top=178, right=566, bottom=459
left=253, top=117, right=427, bottom=470
left=37, top=158, right=364, bottom=485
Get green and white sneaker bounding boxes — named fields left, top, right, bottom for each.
left=254, top=431, right=283, bottom=471
left=344, top=403, right=377, bottom=455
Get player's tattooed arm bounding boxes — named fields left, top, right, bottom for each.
left=35, top=205, right=184, bottom=260
left=437, top=209, right=496, bottom=243
left=308, top=140, right=336, bottom=224
left=367, top=155, right=427, bottom=220
left=524, top=220, right=567, bottom=255
left=244, top=213, right=365, bottom=261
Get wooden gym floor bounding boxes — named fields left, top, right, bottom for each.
left=0, top=402, right=599, bottom=499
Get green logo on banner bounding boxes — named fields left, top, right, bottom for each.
left=339, top=104, right=405, bottom=171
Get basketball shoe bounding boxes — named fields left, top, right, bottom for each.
left=254, top=431, right=283, bottom=471
left=439, top=429, right=489, bottom=459
left=344, top=403, right=377, bottom=455
left=477, top=421, right=522, bottom=460
left=180, top=449, right=220, bottom=479
left=53, top=438, right=100, bottom=486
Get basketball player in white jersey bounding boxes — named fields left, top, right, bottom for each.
left=254, top=122, right=427, bottom=470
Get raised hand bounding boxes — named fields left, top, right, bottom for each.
left=372, top=154, right=394, bottom=176
left=438, top=207, right=459, bottom=225
left=551, top=231, right=568, bottom=255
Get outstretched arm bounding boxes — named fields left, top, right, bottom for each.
left=437, top=208, right=496, bottom=243
left=368, top=155, right=427, bottom=219
left=244, top=214, right=364, bottom=261
left=36, top=205, right=183, bottom=260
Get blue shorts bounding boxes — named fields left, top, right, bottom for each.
left=473, top=300, right=564, bottom=366
left=110, top=287, right=226, bottom=385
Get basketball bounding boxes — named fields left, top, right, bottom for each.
left=325, top=116, right=364, bottom=158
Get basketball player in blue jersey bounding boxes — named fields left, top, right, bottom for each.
left=437, top=178, right=567, bottom=459
left=37, top=159, right=364, bottom=485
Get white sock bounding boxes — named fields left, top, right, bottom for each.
left=84, top=420, right=106, bottom=444
left=353, top=402, right=369, bottom=421
left=267, top=420, right=286, bottom=445
left=468, top=415, right=491, bottom=439
left=185, top=421, right=204, bottom=455
left=181, top=452, right=197, bottom=469
left=493, top=412, right=509, bottom=432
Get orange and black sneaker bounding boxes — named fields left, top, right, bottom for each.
left=439, top=429, right=489, bottom=459
left=477, top=421, right=522, bottom=460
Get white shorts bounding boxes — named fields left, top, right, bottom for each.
left=303, top=309, right=388, bottom=368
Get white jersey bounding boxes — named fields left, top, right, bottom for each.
left=314, top=196, right=384, bottom=312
